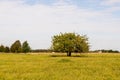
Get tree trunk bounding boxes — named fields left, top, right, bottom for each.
left=67, top=52, right=71, bottom=56
left=67, top=52, right=69, bottom=56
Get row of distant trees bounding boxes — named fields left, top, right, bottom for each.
left=0, top=40, right=31, bottom=53
left=92, top=49, right=119, bottom=53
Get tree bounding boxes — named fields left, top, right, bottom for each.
left=51, top=32, right=89, bottom=56
left=22, top=41, right=31, bottom=53
left=10, top=40, right=22, bottom=53
left=4, top=46, right=10, bottom=53
left=0, top=45, right=5, bottom=52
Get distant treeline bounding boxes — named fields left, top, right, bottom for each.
left=31, top=49, right=120, bottom=53
left=31, top=49, right=52, bottom=53
left=0, top=40, right=31, bottom=53
left=91, top=49, right=119, bottom=53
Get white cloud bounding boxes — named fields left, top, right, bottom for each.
left=0, top=0, right=120, bottom=50
left=100, top=0, right=120, bottom=13
left=101, top=0, right=120, bottom=6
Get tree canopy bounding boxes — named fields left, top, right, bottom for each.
left=22, top=41, right=31, bottom=53
left=0, top=45, right=5, bottom=52
left=51, top=32, right=89, bottom=56
left=10, top=40, right=22, bottom=53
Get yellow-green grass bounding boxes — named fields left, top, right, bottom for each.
left=0, top=53, right=120, bottom=80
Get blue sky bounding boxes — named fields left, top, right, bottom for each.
left=0, top=0, right=120, bottom=51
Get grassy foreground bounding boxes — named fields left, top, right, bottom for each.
left=0, top=53, right=120, bottom=80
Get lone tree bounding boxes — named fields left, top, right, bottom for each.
left=51, top=32, right=89, bottom=56
left=22, top=41, right=31, bottom=53
left=10, top=40, right=22, bottom=53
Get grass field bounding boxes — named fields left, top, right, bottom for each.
left=0, top=53, right=120, bottom=80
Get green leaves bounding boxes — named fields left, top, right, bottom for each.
left=52, top=32, right=89, bottom=56
left=22, top=41, right=31, bottom=53
left=10, top=40, right=22, bottom=53
left=0, top=45, right=5, bottom=52
left=10, top=40, right=31, bottom=53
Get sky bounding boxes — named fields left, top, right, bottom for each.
left=0, top=0, right=120, bottom=51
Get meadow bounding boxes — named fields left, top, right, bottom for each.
left=0, top=53, right=120, bottom=80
